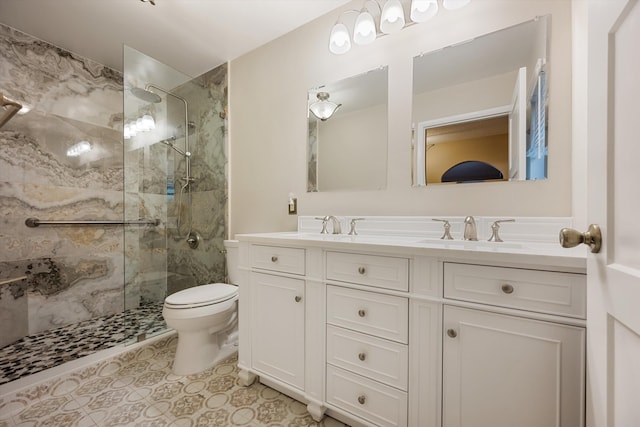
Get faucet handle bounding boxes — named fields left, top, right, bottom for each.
left=314, top=216, right=330, bottom=234
left=488, top=219, right=515, bottom=242
left=433, top=219, right=454, bottom=240
left=348, top=218, right=365, bottom=235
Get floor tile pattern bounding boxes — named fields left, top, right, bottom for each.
left=0, top=303, right=167, bottom=385
left=0, top=334, right=348, bottom=427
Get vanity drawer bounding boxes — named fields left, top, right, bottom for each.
left=250, top=245, right=305, bottom=275
left=327, top=285, right=408, bottom=344
left=443, top=263, right=586, bottom=318
left=327, top=325, right=408, bottom=390
left=326, top=251, right=409, bottom=291
left=326, top=365, right=408, bottom=427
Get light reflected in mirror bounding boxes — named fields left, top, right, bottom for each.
left=308, top=66, right=388, bottom=192
left=412, top=15, right=549, bottom=186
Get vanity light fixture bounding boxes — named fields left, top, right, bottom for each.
left=309, top=92, right=342, bottom=121
left=329, top=0, right=470, bottom=54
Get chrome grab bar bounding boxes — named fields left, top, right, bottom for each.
left=25, top=218, right=160, bottom=228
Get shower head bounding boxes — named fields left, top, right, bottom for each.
left=0, top=92, right=23, bottom=129
left=130, top=87, right=162, bottom=103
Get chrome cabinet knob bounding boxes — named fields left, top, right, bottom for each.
left=358, top=352, right=366, bottom=361
left=559, top=224, right=602, bottom=253
left=358, top=309, right=366, bottom=317
left=357, top=395, right=366, bottom=405
left=295, top=296, right=302, bottom=303
left=358, top=266, right=366, bottom=275
left=501, top=284, right=514, bottom=294
left=447, top=329, right=458, bottom=338
left=271, top=256, right=278, bottom=262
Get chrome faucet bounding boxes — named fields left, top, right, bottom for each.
left=326, top=215, right=342, bottom=234
left=463, top=216, right=478, bottom=241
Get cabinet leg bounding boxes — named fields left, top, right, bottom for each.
left=306, top=401, right=326, bottom=422
left=238, top=368, right=257, bottom=386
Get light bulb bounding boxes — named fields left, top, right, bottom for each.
left=411, top=0, right=438, bottom=22
left=380, top=0, right=406, bottom=34
left=329, top=22, right=352, bottom=54
left=353, top=10, right=376, bottom=45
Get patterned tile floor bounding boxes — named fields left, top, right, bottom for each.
left=0, top=303, right=168, bottom=385
left=0, top=334, right=348, bottom=427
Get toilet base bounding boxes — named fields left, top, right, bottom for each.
left=172, top=328, right=238, bottom=376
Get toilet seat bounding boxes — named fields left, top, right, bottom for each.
left=164, top=283, right=238, bottom=309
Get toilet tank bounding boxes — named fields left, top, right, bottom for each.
left=223, top=239, right=239, bottom=284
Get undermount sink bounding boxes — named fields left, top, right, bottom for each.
left=416, top=238, right=524, bottom=249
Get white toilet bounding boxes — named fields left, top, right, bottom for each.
left=162, top=240, right=240, bottom=375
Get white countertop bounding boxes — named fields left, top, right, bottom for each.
left=236, top=231, right=587, bottom=272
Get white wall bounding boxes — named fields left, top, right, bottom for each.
left=229, top=0, right=574, bottom=236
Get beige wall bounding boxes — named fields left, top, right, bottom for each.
left=229, top=0, right=574, bottom=236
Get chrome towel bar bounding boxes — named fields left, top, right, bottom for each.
left=25, top=218, right=160, bottom=228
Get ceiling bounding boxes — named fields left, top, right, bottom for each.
left=0, top=0, right=350, bottom=77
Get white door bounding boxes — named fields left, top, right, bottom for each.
left=585, top=0, right=640, bottom=426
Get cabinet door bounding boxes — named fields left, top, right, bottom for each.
left=250, top=272, right=305, bottom=390
left=443, top=306, right=585, bottom=427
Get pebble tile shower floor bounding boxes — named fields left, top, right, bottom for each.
left=0, top=303, right=167, bottom=385
left=0, top=334, right=348, bottom=427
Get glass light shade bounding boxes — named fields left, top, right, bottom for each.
left=124, top=124, right=132, bottom=139
left=141, top=114, right=155, bottom=131
left=309, top=92, right=342, bottom=121
left=442, top=0, right=471, bottom=10
left=353, top=11, right=376, bottom=45
left=380, top=0, right=405, bottom=34
left=410, top=0, right=438, bottom=22
left=329, top=22, right=351, bottom=54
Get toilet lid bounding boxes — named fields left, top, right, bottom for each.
left=165, top=283, right=238, bottom=307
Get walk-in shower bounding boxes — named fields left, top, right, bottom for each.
left=0, top=33, right=228, bottom=387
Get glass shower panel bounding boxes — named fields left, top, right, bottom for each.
left=123, top=46, right=192, bottom=342
left=123, top=46, right=228, bottom=343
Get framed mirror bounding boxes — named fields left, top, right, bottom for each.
left=412, top=15, right=549, bottom=186
left=307, top=66, right=388, bottom=192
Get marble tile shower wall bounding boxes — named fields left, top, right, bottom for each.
left=0, top=23, right=125, bottom=348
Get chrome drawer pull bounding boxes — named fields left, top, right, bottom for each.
left=357, top=395, right=366, bottom=405
left=358, top=266, right=366, bottom=275
left=295, top=296, right=302, bottom=302
left=358, top=352, right=366, bottom=361
left=358, top=309, right=366, bottom=317
left=501, top=284, right=514, bottom=294
left=271, top=256, right=278, bottom=262
left=447, top=329, right=458, bottom=338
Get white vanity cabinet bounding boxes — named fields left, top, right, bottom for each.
left=442, top=262, right=586, bottom=427
left=250, top=271, right=305, bottom=389
left=237, top=228, right=587, bottom=427
left=325, top=251, right=410, bottom=427
left=238, top=244, right=309, bottom=394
